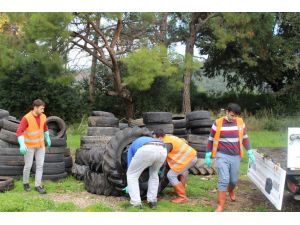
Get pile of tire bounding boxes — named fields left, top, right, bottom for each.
left=38, top=116, right=71, bottom=180
left=172, top=114, right=187, bottom=139
left=73, top=111, right=120, bottom=181
left=143, top=112, right=174, bottom=134
left=98, top=126, right=169, bottom=198
left=0, top=109, right=23, bottom=177
left=0, top=176, right=14, bottom=192
left=0, top=110, right=71, bottom=180
left=186, top=110, right=217, bottom=176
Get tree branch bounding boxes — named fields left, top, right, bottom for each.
left=111, top=18, right=122, bottom=48
left=71, top=39, right=112, bottom=68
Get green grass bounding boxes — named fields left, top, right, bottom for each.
left=0, top=130, right=287, bottom=212
left=0, top=193, right=77, bottom=212
left=248, top=130, right=287, bottom=148
left=67, top=134, right=81, bottom=154
left=0, top=177, right=80, bottom=212
left=120, top=199, right=214, bottom=212
left=82, top=204, right=114, bottom=212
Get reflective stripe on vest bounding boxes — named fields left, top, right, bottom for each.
left=212, top=117, right=244, bottom=158
left=24, top=130, right=43, bottom=136
left=23, top=111, right=46, bottom=148
left=164, top=135, right=196, bottom=173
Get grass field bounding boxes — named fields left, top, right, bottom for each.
left=0, top=130, right=288, bottom=212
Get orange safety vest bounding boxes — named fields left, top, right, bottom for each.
left=23, top=111, right=46, bottom=148
left=212, top=116, right=244, bottom=158
left=163, top=135, right=197, bottom=173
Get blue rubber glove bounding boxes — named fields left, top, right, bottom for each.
left=18, top=136, right=28, bottom=155
left=44, top=131, right=51, bottom=147
left=204, top=152, right=212, bottom=167
left=247, top=149, right=256, bottom=165
left=122, top=186, right=129, bottom=194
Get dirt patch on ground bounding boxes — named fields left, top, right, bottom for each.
left=44, top=178, right=300, bottom=212
left=44, top=192, right=127, bottom=211
left=222, top=179, right=300, bottom=212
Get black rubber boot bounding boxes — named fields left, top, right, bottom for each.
left=23, top=183, right=31, bottom=192
left=35, top=186, right=47, bottom=194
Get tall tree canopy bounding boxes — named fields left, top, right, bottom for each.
left=200, top=12, right=300, bottom=92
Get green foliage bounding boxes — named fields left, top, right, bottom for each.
left=122, top=45, right=178, bottom=91
left=184, top=53, right=203, bottom=71
left=133, top=76, right=183, bottom=117
left=202, top=12, right=299, bottom=92
left=191, top=91, right=277, bottom=114
left=76, top=64, right=124, bottom=117
left=25, top=13, right=72, bottom=49
left=0, top=61, right=87, bottom=123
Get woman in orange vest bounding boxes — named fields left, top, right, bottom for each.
left=205, top=103, right=256, bottom=211
left=16, top=99, right=51, bottom=194
left=154, top=129, right=197, bottom=203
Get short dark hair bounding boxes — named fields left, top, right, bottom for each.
left=227, top=103, right=241, bottom=115
left=32, top=99, right=45, bottom=108
left=154, top=129, right=165, bottom=138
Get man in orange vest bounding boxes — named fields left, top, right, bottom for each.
left=16, top=99, right=51, bottom=194
left=205, top=103, right=256, bottom=211
left=154, top=129, right=197, bottom=203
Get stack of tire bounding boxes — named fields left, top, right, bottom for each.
left=0, top=176, right=14, bottom=192
left=92, top=126, right=170, bottom=198
left=186, top=110, right=216, bottom=176
left=35, top=116, right=71, bottom=181
left=143, top=112, right=174, bottom=134
left=73, top=111, right=120, bottom=181
left=172, top=114, right=187, bottom=139
left=0, top=109, right=23, bottom=177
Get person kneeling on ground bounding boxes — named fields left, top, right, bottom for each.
left=126, top=136, right=167, bottom=209
left=154, top=129, right=197, bottom=204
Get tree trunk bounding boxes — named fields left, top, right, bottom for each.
left=159, top=13, right=168, bottom=45
left=89, top=52, right=97, bottom=107
left=88, top=18, right=100, bottom=108
left=113, top=67, right=135, bottom=120
left=182, top=22, right=197, bottom=114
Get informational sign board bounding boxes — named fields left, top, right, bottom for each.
left=247, top=150, right=286, bottom=210
left=287, top=128, right=300, bottom=170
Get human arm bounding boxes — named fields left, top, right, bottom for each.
left=242, top=125, right=255, bottom=164
left=16, top=117, right=28, bottom=155
left=44, top=131, right=51, bottom=147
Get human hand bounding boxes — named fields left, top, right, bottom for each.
left=247, top=149, right=256, bottom=165
left=18, top=136, right=28, bottom=155
left=204, top=152, right=212, bottom=167
left=44, top=131, right=51, bottom=147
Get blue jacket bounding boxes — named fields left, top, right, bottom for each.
left=127, top=136, right=163, bottom=167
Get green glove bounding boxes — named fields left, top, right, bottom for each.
left=157, top=170, right=162, bottom=176
left=204, top=152, right=212, bottom=167
left=18, top=136, right=28, bottom=155
left=44, top=131, right=51, bottom=147
left=247, top=149, right=256, bottom=165
left=122, top=186, right=129, bottom=194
